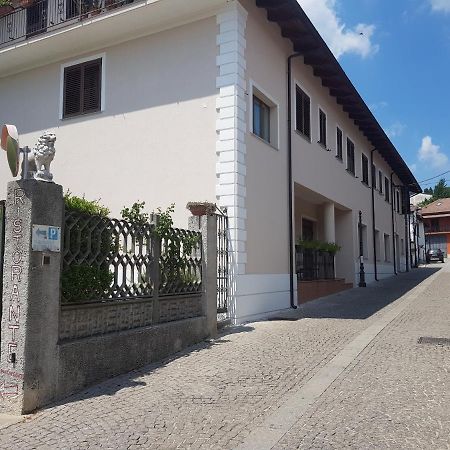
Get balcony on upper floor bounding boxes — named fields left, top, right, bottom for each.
left=0, top=0, right=138, bottom=48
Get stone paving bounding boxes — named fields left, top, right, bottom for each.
left=0, top=265, right=448, bottom=449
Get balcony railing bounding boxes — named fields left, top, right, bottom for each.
left=295, top=247, right=335, bottom=281
left=425, top=225, right=450, bottom=233
left=0, top=0, right=136, bottom=47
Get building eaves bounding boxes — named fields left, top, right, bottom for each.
left=255, top=0, right=421, bottom=193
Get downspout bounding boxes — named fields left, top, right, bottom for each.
left=390, top=172, right=397, bottom=275
left=287, top=53, right=302, bottom=309
left=370, top=149, right=378, bottom=281
left=405, top=188, right=410, bottom=272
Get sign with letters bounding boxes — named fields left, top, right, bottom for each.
left=32, top=225, right=61, bottom=252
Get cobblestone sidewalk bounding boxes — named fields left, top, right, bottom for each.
left=0, top=266, right=447, bottom=449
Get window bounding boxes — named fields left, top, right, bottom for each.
left=401, top=238, right=405, bottom=255
left=346, top=138, right=355, bottom=175
left=379, top=171, right=383, bottom=194
left=63, top=58, right=102, bottom=118
left=296, top=86, right=311, bottom=139
left=396, top=190, right=400, bottom=213
left=318, top=109, right=327, bottom=147
left=372, top=164, right=377, bottom=189
left=384, top=177, right=390, bottom=203
left=361, top=154, right=369, bottom=185
left=336, top=127, right=343, bottom=160
left=253, top=96, right=270, bottom=143
left=384, top=234, right=391, bottom=262
left=251, top=84, right=279, bottom=148
left=302, top=218, right=315, bottom=241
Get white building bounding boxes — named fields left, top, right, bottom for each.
left=0, top=0, right=420, bottom=323
left=410, top=193, right=432, bottom=207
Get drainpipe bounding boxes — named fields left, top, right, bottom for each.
left=287, top=53, right=302, bottom=309
left=370, top=149, right=378, bottom=281
left=390, top=172, right=397, bottom=275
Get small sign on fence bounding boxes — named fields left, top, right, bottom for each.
left=32, top=225, right=61, bottom=252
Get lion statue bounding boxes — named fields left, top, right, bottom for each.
left=27, top=132, right=56, bottom=182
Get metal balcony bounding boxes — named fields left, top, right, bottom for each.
left=0, top=0, right=136, bottom=48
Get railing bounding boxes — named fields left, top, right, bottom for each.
left=296, top=247, right=335, bottom=281
left=424, top=225, right=450, bottom=233
left=0, top=0, right=137, bottom=47
left=62, top=210, right=202, bottom=304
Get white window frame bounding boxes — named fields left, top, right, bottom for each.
left=249, top=80, right=280, bottom=150
left=59, top=52, right=106, bottom=120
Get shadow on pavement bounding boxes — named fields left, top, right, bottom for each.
left=46, top=325, right=254, bottom=409
left=297, top=267, right=440, bottom=320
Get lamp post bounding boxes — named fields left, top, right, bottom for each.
left=358, top=210, right=367, bottom=287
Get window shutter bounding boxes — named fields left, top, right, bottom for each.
left=304, top=95, right=311, bottom=137
left=296, top=89, right=303, bottom=132
left=83, top=60, right=101, bottom=113
left=63, top=65, right=82, bottom=117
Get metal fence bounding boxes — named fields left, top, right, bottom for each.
left=216, top=208, right=229, bottom=314
left=62, top=210, right=202, bottom=304
left=296, top=247, right=335, bottom=281
left=0, top=0, right=138, bottom=47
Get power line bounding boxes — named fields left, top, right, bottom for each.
left=420, top=178, right=450, bottom=187
left=418, top=170, right=450, bottom=184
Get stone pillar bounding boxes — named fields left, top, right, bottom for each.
left=0, top=180, right=63, bottom=415
left=188, top=214, right=217, bottom=338
left=324, top=202, right=336, bottom=243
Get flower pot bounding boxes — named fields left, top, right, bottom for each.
left=0, top=5, right=13, bottom=17
left=186, top=202, right=216, bottom=217
left=16, top=0, right=34, bottom=8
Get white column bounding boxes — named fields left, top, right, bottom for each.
left=324, top=202, right=335, bottom=243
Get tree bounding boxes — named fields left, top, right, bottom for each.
left=432, top=178, right=450, bottom=199
left=419, top=179, right=450, bottom=207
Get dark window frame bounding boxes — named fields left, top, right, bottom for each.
left=253, top=95, right=271, bottom=143
left=379, top=171, right=383, bottom=194
left=346, top=138, right=355, bottom=175
left=336, top=127, right=343, bottom=160
left=295, top=86, right=311, bottom=139
left=63, top=58, right=102, bottom=119
left=318, top=108, right=327, bottom=147
left=372, top=164, right=376, bottom=188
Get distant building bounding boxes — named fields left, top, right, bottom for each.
left=410, top=193, right=432, bottom=206
left=421, top=198, right=450, bottom=257
left=410, top=205, right=425, bottom=265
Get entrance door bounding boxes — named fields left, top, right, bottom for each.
left=26, top=0, right=48, bottom=38
left=302, top=218, right=315, bottom=241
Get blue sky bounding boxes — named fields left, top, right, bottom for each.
left=298, top=0, right=450, bottom=190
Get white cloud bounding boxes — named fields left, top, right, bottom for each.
left=418, top=136, right=449, bottom=169
left=430, top=0, right=450, bottom=13
left=297, top=0, right=379, bottom=59
left=386, top=121, right=406, bottom=138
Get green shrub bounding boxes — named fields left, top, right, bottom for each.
left=64, top=190, right=110, bottom=217
left=296, top=239, right=341, bottom=255
left=61, top=264, right=113, bottom=303
left=0, top=0, right=12, bottom=7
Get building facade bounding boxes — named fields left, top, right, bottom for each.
left=421, top=198, right=450, bottom=257
left=0, top=0, right=420, bottom=323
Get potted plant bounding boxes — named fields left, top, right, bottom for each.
left=15, top=0, right=34, bottom=8
left=0, top=0, right=13, bottom=17
left=186, top=201, right=216, bottom=217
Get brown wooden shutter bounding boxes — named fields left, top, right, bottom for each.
left=63, top=65, right=82, bottom=118
left=83, top=59, right=101, bottom=114
left=304, top=94, right=311, bottom=138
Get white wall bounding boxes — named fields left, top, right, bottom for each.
left=0, top=16, right=218, bottom=227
